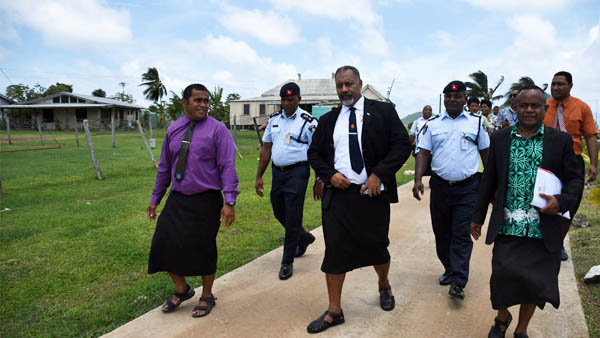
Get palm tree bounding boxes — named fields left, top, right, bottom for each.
left=139, top=67, right=167, bottom=102
left=465, top=70, right=504, bottom=101
left=501, top=77, right=548, bottom=107
left=209, top=86, right=227, bottom=123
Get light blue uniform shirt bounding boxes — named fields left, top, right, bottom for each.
left=417, top=110, right=490, bottom=181
left=263, top=107, right=318, bottom=166
left=409, top=116, right=435, bottom=154
left=497, top=107, right=518, bottom=127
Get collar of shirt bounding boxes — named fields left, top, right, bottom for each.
left=440, top=110, right=468, bottom=120
left=281, top=108, right=299, bottom=120
left=341, top=95, right=365, bottom=118
left=511, top=123, right=545, bottom=138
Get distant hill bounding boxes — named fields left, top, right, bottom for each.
left=401, top=111, right=421, bottom=125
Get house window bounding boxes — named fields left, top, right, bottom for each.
left=243, top=104, right=250, bottom=115
left=53, top=97, right=60, bottom=103
left=76, top=108, right=87, bottom=121
left=61, top=95, right=69, bottom=103
left=101, top=110, right=110, bottom=119
left=259, top=104, right=265, bottom=115
left=78, top=98, right=85, bottom=103
left=42, top=109, right=54, bottom=122
left=119, top=110, right=124, bottom=119
left=135, top=111, right=138, bottom=120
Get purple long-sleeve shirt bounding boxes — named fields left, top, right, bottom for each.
left=150, top=115, right=240, bottom=206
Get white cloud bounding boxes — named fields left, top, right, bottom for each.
left=0, top=18, right=20, bottom=42
left=270, top=0, right=379, bottom=25
left=465, top=0, right=570, bottom=12
left=506, top=15, right=558, bottom=56
left=0, top=0, right=132, bottom=48
left=218, top=5, right=300, bottom=45
left=431, top=30, right=455, bottom=48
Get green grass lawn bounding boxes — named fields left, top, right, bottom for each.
left=570, top=191, right=600, bottom=338
left=0, top=128, right=415, bottom=337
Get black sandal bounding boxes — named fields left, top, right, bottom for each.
left=379, top=285, right=395, bottom=311
left=192, top=295, right=216, bottom=318
left=161, top=284, right=195, bottom=313
left=514, top=333, right=529, bottom=338
left=307, top=310, right=344, bottom=334
left=488, top=311, right=512, bottom=338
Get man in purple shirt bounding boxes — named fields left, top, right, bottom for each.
left=146, top=83, right=239, bottom=318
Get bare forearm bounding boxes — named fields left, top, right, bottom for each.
left=414, top=150, right=430, bottom=182
left=586, top=135, right=598, bottom=167
left=256, top=144, right=272, bottom=179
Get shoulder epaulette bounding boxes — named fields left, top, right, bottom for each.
left=270, top=111, right=282, bottom=118
left=427, top=115, right=440, bottom=122
left=300, top=112, right=315, bottom=123
left=470, top=112, right=482, bottom=117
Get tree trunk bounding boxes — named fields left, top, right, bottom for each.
left=83, top=119, right=103, bottom=180
left=149, top=115, right=153, bottom=139
left=137, top=120, right=157, bottom=168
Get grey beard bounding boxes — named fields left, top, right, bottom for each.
left=341, top=97, right=354, bottom=106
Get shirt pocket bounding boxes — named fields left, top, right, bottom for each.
left=431, top=128, right=449, bottom=143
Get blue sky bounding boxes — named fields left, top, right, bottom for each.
left=1, top=0, right=599, bottom=117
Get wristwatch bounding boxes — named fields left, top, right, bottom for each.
left=225, top=201, right=236, bottom=206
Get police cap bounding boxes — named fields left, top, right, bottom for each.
left=280, top=82, right=300, bottom=97
left=443, top=80, right=466, bottom=94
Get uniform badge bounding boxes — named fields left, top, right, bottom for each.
left=350, top=123, right=355, bottom=129
left=286, top=89, right=293, bottom=96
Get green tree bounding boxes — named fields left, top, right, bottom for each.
left=166, top=90, right=184, bottom=122
left=139, top=67, right=167, bottom=102
left=5, top=83, right=46, bottom=102
left=225, top=93, right=241, bottom=105
left=465, top=70, right=504, bottom=102
left=111, top=92, right=135, bottom=103
left=44, top=82, right=73, bottom=96
left=501, top=77, right=548, bottom=107
left=209, top=86, right=228, bottom=123
left=148, top=100, right=167, bottom=128
left=92, top=89, right=106, bottom=97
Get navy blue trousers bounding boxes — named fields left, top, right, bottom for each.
left=271, top=164, right=312, bottom=264
left=429, top=175, right=478, bottom=288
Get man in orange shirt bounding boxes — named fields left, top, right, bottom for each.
left=543, top=71, right=598, bottom=261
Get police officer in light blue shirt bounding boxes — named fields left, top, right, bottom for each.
left=412, top=80, right=490, bottom=301
left=255, top=82, right=322, bottom=280
left=497, top=88, right=519, bottom=128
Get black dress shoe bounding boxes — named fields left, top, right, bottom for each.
left=488, top=311, right=512, bottom=338
left=513, top=333, right=529, bottom=338
left=448, top=283, right=464, bottom=300
left=279, top=263, right=293, bottom=280
left=307, top=310, right=344, bottom=334
left=295, top=233, right=316, bottom=257
left=379, top=285, right=395, bottom=311
left=439, top=271, right=451, bottom=285
left=560, top=247, right=569, bottom=261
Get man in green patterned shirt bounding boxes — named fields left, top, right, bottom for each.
left=471, top=85, right=584, bottom=338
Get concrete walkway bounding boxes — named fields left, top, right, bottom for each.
left=104, top=181, right=589, bottom=338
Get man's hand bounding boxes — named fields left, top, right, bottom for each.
left=586, top=164, right=597, bottom=183
left=221, top=204, right=235, bottom=227
left=147, top=204, right=157, bottom=221
left=539, top=193, right=560, bottom=215
left=330, top=172, right=351, bottom=189
left=360, top=173, right=382, bottom=198
left=255, top=177, right=264, bottom=197
left=501, top=121, right=510, bottom=129
left=471, top=222, right=482, bottom=240
left=412, top=180, right=425, bottom=201
left=313, top=179, right=324, bottom=200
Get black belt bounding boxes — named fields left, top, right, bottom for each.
left=432, top=173, right=476, bottom=186
left=272, top=161, right=309, bottom=171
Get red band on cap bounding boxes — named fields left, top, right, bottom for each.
left=286, top=89, right=293, bottom=96
left=451, top=84, right=458, bottom=91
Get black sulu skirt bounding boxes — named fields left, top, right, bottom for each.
left=148, top=190, right=223, bottom=276
left=321, top=184, right=391, bottom=274
left=490, top=235, right=561, bottom=310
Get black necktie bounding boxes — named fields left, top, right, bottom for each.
left=348, top=106, right=364, bottom=174
left=174, top=120, right=198, bottom=182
